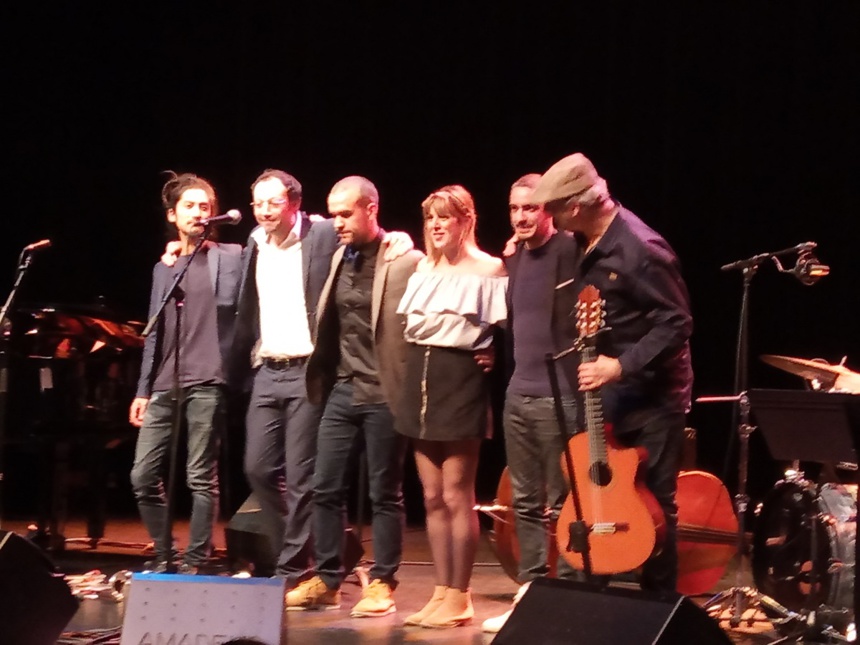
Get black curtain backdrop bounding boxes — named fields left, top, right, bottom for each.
left=3, top=3, right=859, bottom=512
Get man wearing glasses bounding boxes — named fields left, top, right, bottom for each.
left=233, top=169, right=413, bottom=589
left=232, top=169, right=337, bottom=586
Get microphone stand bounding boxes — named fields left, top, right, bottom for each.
left=701, top=246, right=821, bottom=630
left=717, top=242, right=820, bottom=477
left=0, top=245, right=47, bottom=529
left=545, top=347, right=595, bottom=581
left=141, top=228, right=212, bottom=573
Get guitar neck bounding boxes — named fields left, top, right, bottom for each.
left=581, top=344, right=608, bottom=464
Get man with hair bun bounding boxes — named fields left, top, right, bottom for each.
left=129, top=172, right=243, bottom=574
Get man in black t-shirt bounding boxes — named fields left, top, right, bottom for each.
left=129, top=172, right=243, bottom=573
left=483, top=174, right=581, bottom=633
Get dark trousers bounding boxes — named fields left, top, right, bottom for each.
left=130, top=385, right=223, bottom=565
left=314, top=381, right=407, bottom=589
left=504, top=393, right=580, bottom=583
left=615, top=411, right=686, bottom=593
left=244, top=363, right=321, bottom=583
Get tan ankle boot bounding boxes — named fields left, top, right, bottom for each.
left=421, top=587, right=474, bottom=628
left=404, top=586, right=448, bottom=626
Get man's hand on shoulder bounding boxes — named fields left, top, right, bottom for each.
left=161, top=241, right=182, bottom=267
left=382, top=231, right=415, bottom=261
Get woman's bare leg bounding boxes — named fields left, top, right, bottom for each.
left=440, top=439, right=481, bottom=590
left=413, top=440, right=452, bottom=586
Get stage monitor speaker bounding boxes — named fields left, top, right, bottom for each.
left=225, top=492, right=277, bottom=576
left=0, top=530, right=79, bottom=645
left=225, top=493, right=365, bottom=576
left=494, top=577, right=731, bottom=645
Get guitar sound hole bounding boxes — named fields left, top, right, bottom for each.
left=589, top=462, right=612, bottom=487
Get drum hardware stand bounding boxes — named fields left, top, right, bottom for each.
left=699, top=392, right=794, bottom=629
left=0, top=240, right=52, bottom=531
left=141, top=228, right=213, bottom=573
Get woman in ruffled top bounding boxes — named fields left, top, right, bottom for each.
left=397, top=185, right=507, bottom=628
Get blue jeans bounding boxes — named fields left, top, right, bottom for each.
left=503, top=393, right=579, bottom=583
left=313, top=382, right=406, bottom=588
left=130, top=385, right=223, bottom=565
left=244, top=363, right=321, bottom=583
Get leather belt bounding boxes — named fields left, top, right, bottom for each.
left=262, top=356, right=309, bottom=370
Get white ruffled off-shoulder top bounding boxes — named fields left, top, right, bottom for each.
left=396, top=272, right=508, bottom=350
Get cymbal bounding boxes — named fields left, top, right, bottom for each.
left=760, top=354, right=856, bottom=381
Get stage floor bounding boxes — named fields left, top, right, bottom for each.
left=1, top=516, right=796, bottom=644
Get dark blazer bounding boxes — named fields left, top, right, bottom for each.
left=306, top=239, right=423, bottom=408
left=504, top=231, right=582, bottom=393
left=231, top=213, right=339, bottom=389
left=136, top=241, right=243, bottom=398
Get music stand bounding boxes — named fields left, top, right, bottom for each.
left=749, top=389, right=857, bottom=465
left=748, top=389, right=858, bottom=640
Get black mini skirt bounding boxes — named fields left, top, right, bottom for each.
left=395, top=343, right=490, bottom=441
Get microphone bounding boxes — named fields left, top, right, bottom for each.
left=24, top=239, right=52, bottom=252
left=791, top=251, right=830, bottom=285
left=198, top=209, right=242, bottom=226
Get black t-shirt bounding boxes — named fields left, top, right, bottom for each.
left=152, top=250, right=224, bottom=392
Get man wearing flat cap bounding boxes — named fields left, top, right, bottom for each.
left=532, top=153, right=693, bottom=593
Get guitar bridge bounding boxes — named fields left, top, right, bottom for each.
left=590, top=522, right=630, bottom=535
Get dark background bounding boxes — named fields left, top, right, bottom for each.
left=2, top=3, right=858, bottom=521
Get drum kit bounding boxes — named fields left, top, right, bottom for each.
left=745, top=354, right=859, bottom=640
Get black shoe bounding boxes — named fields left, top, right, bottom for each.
left=142, top=559, right=169, bottom=573
left=177, top=563, right=199, bottom=575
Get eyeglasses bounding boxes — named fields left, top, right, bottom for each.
left=251, top=198, right=288, bottom=210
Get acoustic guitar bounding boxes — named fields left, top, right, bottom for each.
left=556, top=284, right=666, bottom=574
left=488, top=467, right=736, bottom=594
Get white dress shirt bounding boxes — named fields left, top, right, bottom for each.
left=253, top=215, right=314, bottom=359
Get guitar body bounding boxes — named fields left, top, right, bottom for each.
left=557, top=426, right=665, bottom=574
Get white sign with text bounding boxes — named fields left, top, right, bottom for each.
left=120, top=573, right=285, bottom=645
